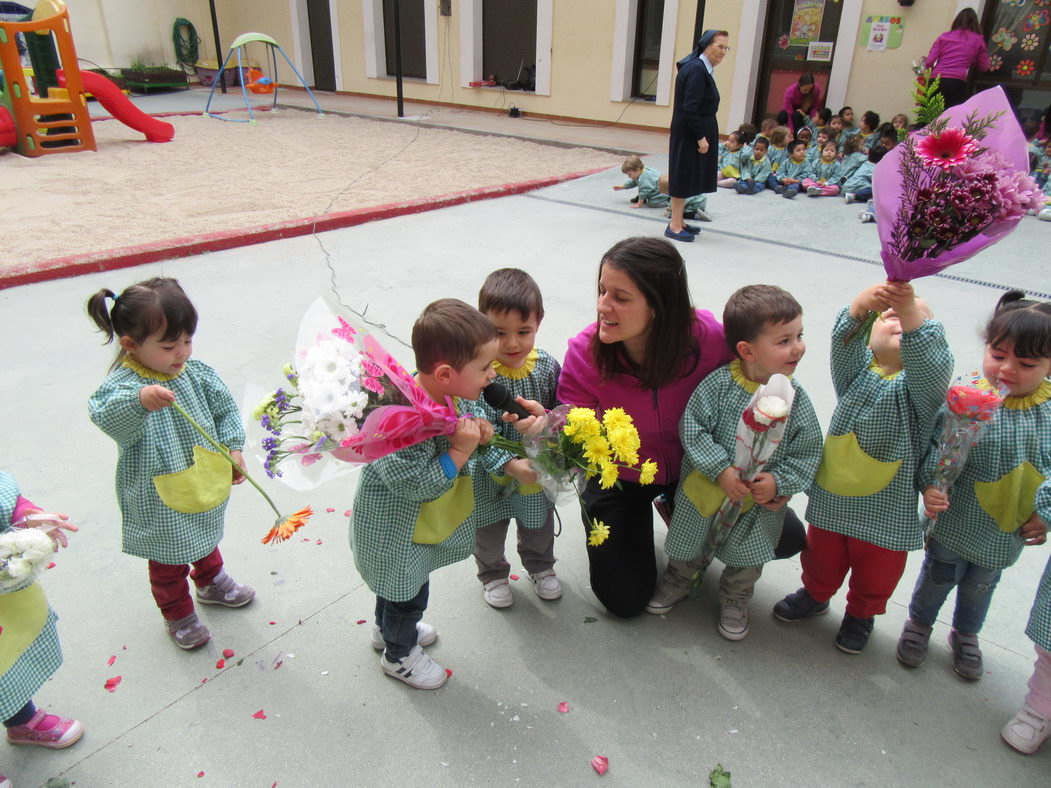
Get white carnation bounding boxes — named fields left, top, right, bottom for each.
left=754, top=396, right=789, bottom=424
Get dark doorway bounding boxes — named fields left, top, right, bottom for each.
left=307, top=0, right=336, bottom=91
left=752, top=0, right=843, bottom=124
left=383, top=0, right=426, bottom=79
left=482, top=0, right=537, bottom=87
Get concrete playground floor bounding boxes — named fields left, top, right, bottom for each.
left=2, top=89, right=1050, bottom=787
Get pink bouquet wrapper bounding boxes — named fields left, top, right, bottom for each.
left=873, top=86, right=1035, bottom=281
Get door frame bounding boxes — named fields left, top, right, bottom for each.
left=290, top=0, right=343, bottom=91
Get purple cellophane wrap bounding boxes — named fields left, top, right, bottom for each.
left=873, top=86, right=1030, bottom=281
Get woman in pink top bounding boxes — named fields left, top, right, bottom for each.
left=557, top=237, right=735, bottom=617
left=782, top=73, right=825, bottom=136
left=925, top=8, right=990, bottom=109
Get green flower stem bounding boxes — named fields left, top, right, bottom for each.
left=170, top=401, right=283, bottom=521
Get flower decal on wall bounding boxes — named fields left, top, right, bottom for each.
left=1023, top=9, right=1050, bottom=32
left=1002, top=0, right=1025, bottom=7
left=1021, top=33, right=1040, bottom=50
left=1015, top=59, right=1036, bottom=77
left=778, top=33, right=790, bottom=50
left=988, top=53, right=1004, bottom=71
left=992, top=27, right=1019, bottom=50
left=1035, top=0, right=1050, bottom=8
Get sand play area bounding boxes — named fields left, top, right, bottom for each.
left=2, top=108, right=623, bottom=269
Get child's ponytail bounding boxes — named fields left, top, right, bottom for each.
left=984, top=290, right=1051, bottom=360
left=86, top=288, right=120, bottom=344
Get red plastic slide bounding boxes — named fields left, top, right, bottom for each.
left=57, top=69, right=175, bottom=143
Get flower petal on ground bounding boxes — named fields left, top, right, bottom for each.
left=107, top=655, right=116, bottom=666
left=356, top=619, right=367, bottom=625
left=557, top=702, right=569, bottom=713
left=104, top=676, right=122, bottom=692
left=252, top=709, right=268, bottom=719
left=216, top=659, right=225, bottom=669
left=510, top=574, right=519, bottom=581
left=223, top=648, right=235, bottom=658
left=325, top=508, right=335, bottom=513
left=591, top=755, right=609, bottom=775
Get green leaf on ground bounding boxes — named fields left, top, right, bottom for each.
left=583, top=616, right=598, bottom=624
left=709, top=764, right=731, bottom=787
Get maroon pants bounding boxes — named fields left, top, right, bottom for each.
left=800, top=525, right=907, bottom=618
left=148, top=547, right=224, bottom=621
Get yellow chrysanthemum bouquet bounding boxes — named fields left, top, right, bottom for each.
left=488, top=405, right=658, bottom=545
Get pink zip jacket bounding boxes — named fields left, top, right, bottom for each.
left=926, top=30, right=990, bottom=82
left=557, top=309, right=733, bottom=486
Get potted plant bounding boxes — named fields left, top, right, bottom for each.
left=121, top=60, right=190, bottom=93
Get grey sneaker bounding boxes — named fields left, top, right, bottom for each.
left=530, top=569, right=563, bottom=600
left=166, top=613, right=210, bottom=650
left=858, top=210, right=875, bottom=223
left=645, top=565, right=693, bottom=615
left=482, top=579, right=513, bottom=608
left=844, top=192, right=856, bottom=203
left=718, top=601, right=749, bottom=640
left=196, top=571, right=256, bottom=608
left=1002, top=704, right=1051, bottom=754
left=380, top=644, right=448, bottom=690
left=370, top=621, right=438, bottom=650
left=949, top=630, right=983, bottom=680
left=896, top=619, right=932, bottom=667
left=807, top=186, right=822, bottom=196
left=773, top=587, right=829, bottom=622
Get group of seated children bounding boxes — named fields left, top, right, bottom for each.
left=716, top=107, right=906, bottom=223
left=1026, top=118, right=1051, bottom=221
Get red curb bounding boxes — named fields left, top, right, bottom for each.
left=1, top=166, right=608, bottom=290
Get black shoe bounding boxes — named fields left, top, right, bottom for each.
left=683, top=210, right=697, bottom=220
left=682, top=223, right=701, bottom=234
left=630, top=195, right=640, bottom=203
left=773, top=587, right=829, bottom=622
left=835, top=613, right=875, bottom=654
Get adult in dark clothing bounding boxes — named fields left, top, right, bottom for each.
left=666, top=29, right=729, bottom=243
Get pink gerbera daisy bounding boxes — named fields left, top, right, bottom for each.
left=916, top=127, right=980, bottom=171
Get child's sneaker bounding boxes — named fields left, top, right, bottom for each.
left=196, top=570, right=255, bottom=608
left=858, top=210, right=875, bottom=223
left=895, top=618, right=932, bottom=667
left=1001, top=704, right=1051, bottom=754
left=772, top=587, right=829, bottom=622
left=645, top=567, right=691, bottom=615
left=530, top=569, right=562, bottom=600
left=380, top=644, right=448, bottom=690
left=167, top=612, right=211, bottom=649
left=1039, top=208, right=1051, bottom=222
left=844, top=192, right=856, bottom=203
left=482, top=578, right=513, bottom=609
left=694, top=209, right=713, bottom=222
left=6, top=710, right=84, bottom=749
left=835, top=613, right=874, bottom=654
left=949, top=630, right=983, bottom=680
left=782, top=188, right=798, bottom=199
left=0, top=773, right=11, bottom=788
left=718, top=601, right=749, bottom=640
left=370, top=621, right=438, bottom=650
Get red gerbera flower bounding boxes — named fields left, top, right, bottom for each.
left=915, top=127, right=979, bottom=171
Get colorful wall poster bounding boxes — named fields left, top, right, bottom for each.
left=789, top=0, right=825, bottom=46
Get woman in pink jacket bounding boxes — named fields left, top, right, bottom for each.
left=925, top=8, right=990, bottom=109
left=557, top=237, right=734, bottom=617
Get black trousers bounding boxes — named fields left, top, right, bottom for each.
left=579, top=479, right=808, bottom=618
left=937, top=77, right=970, bottom=109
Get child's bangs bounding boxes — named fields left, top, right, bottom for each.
left=987, top=310, right=1051, bottom=361
left=153, top=287, right=198, bottom=341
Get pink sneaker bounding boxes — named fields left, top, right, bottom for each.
left=6, top=709, right=85, bottom=749
left=0, top=773, right=11, bottom=788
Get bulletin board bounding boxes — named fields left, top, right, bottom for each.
left=856, top=15, right=905, bottom=49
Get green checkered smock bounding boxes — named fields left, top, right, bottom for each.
left=474, top=348, right=560, bottom=530
left=89, top=358, right=245, bottom=564
left=920, top=380, right=1051, bottom=570
left=350, top=399, right=511, bottom=602
left=665, top=362, right=823, bottom=568
left=1026, top=484, right=1051, bottom=652
left=0, top=471, right=63, bottom=721
left=806, top=310, right=953, bottom=551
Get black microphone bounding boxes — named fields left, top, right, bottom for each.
left=483, top=382, right=533, bottom=420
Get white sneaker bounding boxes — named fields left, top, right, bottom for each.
left=844, top=192, right=855, bottom=203
left=370, top=621, right=438, bottom=650
left=482, top=579, right=514, bottom=608
left=718, top=601, right=750, bottom=641
left=530, top=570, right=562, bottom=600
left=1039, top=208, right=1051, bottom=222
left=1002, top=704, right=1051, bottom=754
left=858, top=210, right=875, bottom=223
left=380, top=644, right=448, bottom=690
left=645, top=568, right=691, bottom=615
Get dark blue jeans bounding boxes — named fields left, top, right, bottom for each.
left=375, top=582, right=429, bottom=660
left=853, top=186, right=873, bottom=200
left=734, top=179, right=765, bottom=195
left=908, top=537, right=1002, bottom=634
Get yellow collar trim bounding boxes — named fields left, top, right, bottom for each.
left=868, top=357, right=901, bottom=381
left=493, top=348, right=538, bottom=380
left=729, top=359, right=760, bottom=393
left=122, top=356, right=182, bottom=382
left=976, top=377, right=1051, bottom=410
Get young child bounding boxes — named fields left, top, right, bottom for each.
left=804, top=140, right=843, bottom=197
left=857, top=110, right=881, bottom=152
left=773, top=282, right=953, bottom=654
left=1003, top=537, right=1051, bottom=754
left=473, top=269, right=562, bottom=608
left=735, top=137, right=772, bottom=195
left=87, top=278, right=254, bottom=651
left=613, top=155, right=664, bottom=208
left=877, top=122, right=899, bottom=152
left=650, top=286, right=822, bottom=640
left=838, top=106, right=858, bottom=141
left=837, top=134, right=868, bottom=185
left=827, top=114, right=844, bottom=153
left=795, top=125, right=813, bottom=150
left=811, top=107, right=833, bottom=136
left=898, top=291, right=1051, bottom=680
left=844, top=143, right=886, bottom=205
left=657, top=174, right=711, bottom=221
left=717, top=131, right=747, bottom=188
left=806, top=129, right=829, bottom=168
left=764, top=126, right=791, bottom=187
left=773, top=140, right=809, bottom=199
left=0, top=471, right=82, bottom=758
left=737, top=122, right=758, bottom=158
left=351, top=299, right=522, bottom=689
left=891, top=113, right=909, bottom=133
left=1032, top=138, right=1051, bottom=190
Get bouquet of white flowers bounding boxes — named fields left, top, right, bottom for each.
left=0, top=526, right=55, bottom=593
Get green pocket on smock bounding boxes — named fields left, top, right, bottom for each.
left=814, top=432, right=902, bottom=497
left=152, top=444, right=232, bottom=514
left=975, top=461, right=1046, bottom=533
left=681, top=469, right=754, bottom=518
left=412, top=476, right=475, bottom=544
